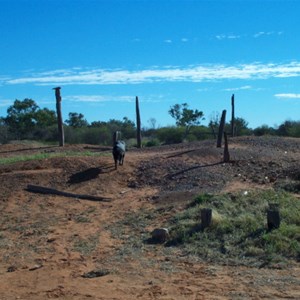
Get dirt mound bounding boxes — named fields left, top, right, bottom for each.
left=0, top=136, right=299, bottom=299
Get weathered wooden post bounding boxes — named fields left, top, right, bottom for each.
left=223, top=132, right=230, bottom=162
left=217, top=110, right=226, bottom=148
left=136, top=96, right=142, bottom=148
left=267, top=203, right=280, bottom=231
left=53, top=87, right=64, bottom=147
left=231, top=94, right=235, bottom=137
left=201, top=208, right=212, bottom=230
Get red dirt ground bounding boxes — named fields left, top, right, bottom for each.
left=0, top=136, right=299, bottom=299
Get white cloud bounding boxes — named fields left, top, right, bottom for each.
left=274, top=93, right=300, bottom=99
left=224, top=85, right=252, bottom=91
left=228, top=35, right=240, bottom=39
left=253, top=31, right=283, bottom=38
left=253, top=31, right=265, bottom=38
left=164, top=39, right=172, bottom=43
left=65, top=95, right=134, bottom=103
left=64, top=94, right=164, bottom=104
left=216, top=34, right=226, bottom=40
left=216, top=31, right=283, bottom=40
left=4, top=61, right=300, bottom=86
left=0, top=98, right=13, bottom=107
left=0, top=76, right=11, bottom=86
left=216, top=34, right=240, bottom=40
left=181, top=38, right=188, bottom=42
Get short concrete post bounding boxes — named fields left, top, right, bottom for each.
left=267, top=203, right=280, bottom=231
left=201, top=208, right=212, bottom=230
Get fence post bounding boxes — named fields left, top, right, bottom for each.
left=223, top=132, right=230, bottom=162
left=136, top=96, right=142, bottom=148
left=53, top=87, right=64, bottom=147
left=217, top=110, right=226, bottom=148
left=231, top=94, right=235, bottom=137
left=267, top=203, right=280, bottom=231
left=113, top=131, right=121, bottom=145
left=201, top=208, right=212, bottom=229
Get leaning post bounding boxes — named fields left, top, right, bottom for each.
left=136, top=96, right=142, bottom=148
left=53, top=87, right=64, bottom=147
left=217, top=110, right=226, bottom=148
left=231, top=94, right=235, bottom=137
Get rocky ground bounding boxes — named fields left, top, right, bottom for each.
left=0, top=136, right=299, bottom=299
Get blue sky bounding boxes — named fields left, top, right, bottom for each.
left=0, top=0, right=299, bottom=129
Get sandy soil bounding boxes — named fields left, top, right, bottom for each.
left=0, top=136, right=299, bottom=299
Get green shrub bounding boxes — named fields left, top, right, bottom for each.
left=190, top=193, right=214, bottom=207
left=156, top=127, right=184, bottom=144
left=143, top=138, right=160, bottom=147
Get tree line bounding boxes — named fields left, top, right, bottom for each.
left=0, top=98, right=299, bottom=145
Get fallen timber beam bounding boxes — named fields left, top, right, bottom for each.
left=26, top=184, right=112, bottom=202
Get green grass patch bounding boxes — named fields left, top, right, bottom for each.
left=168, top=190, right=300, bottom=267
left=0, top=150, right=107, bottom=165
left=73, top=206, right=97, bottom=223
left=72, top=234, right=100, bottom=256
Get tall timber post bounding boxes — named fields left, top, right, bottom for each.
left=53, top=87, right=64, bottom=147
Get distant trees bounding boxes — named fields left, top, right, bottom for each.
left=286, top=121, right=300, bottom=137
left=253, top=121, right=300, bottom=138
left=253, top=125, right=276, bottom=136
left=169, top=103, right=205, bottom=137
left=0, top=98, right=299, bottom=145
left=277, top=120, right=300, bottom=137
left=65, top=112, right=88, bottom=128
left=208, top=111, right=220, bottom=138
left=3, top=99, right=57, bottom=140
left=5, top=99, right=39, bottom=138
left=35, top=108, right=57, bottom=127
left=63, top=117, right=136, bottom=145
left=89, top=117, right=135, bottom=138
left=226, top=117, right=252, bottom=136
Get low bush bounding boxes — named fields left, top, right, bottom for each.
left=156, top=127, right=185, bottom=144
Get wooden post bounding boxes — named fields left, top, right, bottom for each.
left=267, top=203, right=280, bottom=231
left=231, top=94, right=235, bottom=137
left=223, top=132, right=230, bottom=162
left=53, top=87, right=64, bottom=147
left=201, top=208, right=212, bottom=229
left=136, top=96, right=142, bottom=148
left=217, top=110, right=226, bottom=148
left=113, top=131, right=121, bottom=145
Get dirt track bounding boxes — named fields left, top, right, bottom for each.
left=0, top=136, right=299, bottom=299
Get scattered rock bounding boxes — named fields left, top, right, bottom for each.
left=29, top=264, right=43, bottom=271
left=127, top=180, right=138, bottom=188
left=82, top=269, right=110, bottom=278
left=47, top=237, right=56, bottom=243
left=151, top=228, right=170, bottom=243
left=7, top=266, right=17, bottom=272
